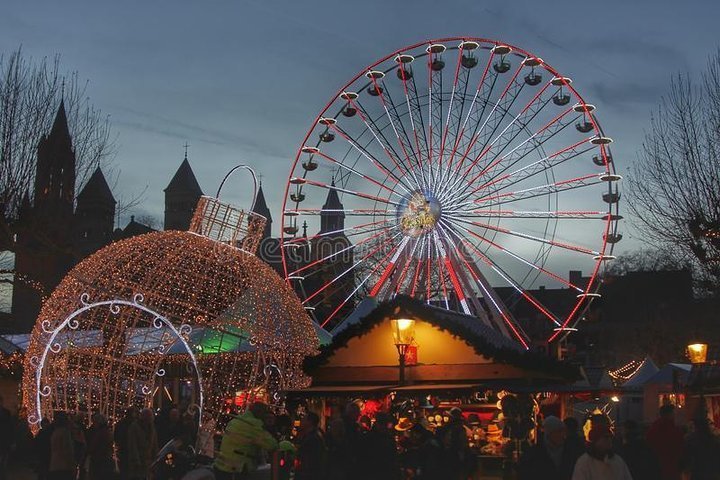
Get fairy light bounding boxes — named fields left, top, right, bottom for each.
left=22, top=195, right=318, bottom=433
left=608, top=360, right=643, bottom=382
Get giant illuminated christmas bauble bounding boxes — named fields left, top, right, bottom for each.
left=23, top=196, right=317, bottom=431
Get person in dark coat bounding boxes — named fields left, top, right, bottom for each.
left=563, top=417, right=585, bottom=453
left=359, top=412, right=398, bottom=480
left=517, top=416, right=583, bottom=480
left=647, top=405, right=684, bottom=480
left=86, top=413, right=115, bottom=480
left=294, top=411, right=327, bottom=480
left=35, top=418, right=53, bottom=480
left=619, top=419, right=660, bottom=480
left=114, top=407, right=137, bottom=480
left=0, top=396, right=12, bottom=480
left=403, top=423, right=443, bottom=479
left=437, top=407, right=472, bottom=480
left=682, top=414, right=720, bottom=480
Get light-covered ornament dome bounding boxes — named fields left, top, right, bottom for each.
left=23, top=193, right=318, bottom=431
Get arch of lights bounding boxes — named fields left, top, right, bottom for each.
left=28, top=293, right=204, bottom=429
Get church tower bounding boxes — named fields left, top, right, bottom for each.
left=75, top=167, right=116, bottom=258
left=320, top=178, right=345, bottom=233
left=252, top=183, right=273, bottom=241
left=164, top=153, right=203, bottom=230
left=12, top=101, right=77, bottom=331
left=307, top=179, right=354, bottom=327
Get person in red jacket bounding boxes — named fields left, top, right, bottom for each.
left=646, top=405, right=684, bottom=480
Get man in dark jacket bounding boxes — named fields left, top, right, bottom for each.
left=647, top=405, right=684, bottom=480
left=359, top=412, right=398, bottom=480
left=517, top=416, right=583, bottom=480
left=294, top=412, right=327, bottom=480
left=619, top=420, right=661, bottom=480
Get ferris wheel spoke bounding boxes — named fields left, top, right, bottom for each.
left=287, top=227, right=392, bottom=277
left=288, top=208, right=393, bottom=217
left=348, top=98, right=423, bottom=189
left=458, top=109, right=581, bottom=198
left=445, top=215, right=600, bottom=256
left=283, top=218, right=394, bottom=247
left=444, top=52, right=496, bottom=183
left=473, top=173, right=603, bottom=207
left=446, top=218, right=585, bottom=292
left=311, top=150, right=403, bottom=195
left=329, top=123, right=413, bottom=193
left=398, top=58, right=430, bottom=167
left=435, top=221, right=529, bottom=347
left=470, top=137, right=595, bottom=198
left=449, top=62, right=525, bottom=184
left=303, top=231, right=403, bottom=305
left=300, top=178, right=402, bottom=207
left=322, top=238, right=405, bottom=329
left=457, top=81, right=554, bottom=182
left=362, top=75, right=428, bottom=189
left=368, top=235, right=412, bottom=297
left=438, top=46, right=469, bottom=169
left=386, top=236, right=421, bottom=295
left=440, top=219, right=562, bottom=327
left=443, top=103, right=580, bottom=208
left=446, top=209, right=607, bottom=220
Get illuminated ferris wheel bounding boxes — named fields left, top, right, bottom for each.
left=281, top=37, right=621, bottom=347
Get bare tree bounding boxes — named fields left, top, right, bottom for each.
left=604, top=248, right=690, bottom=277
left=628, top=50, right=720, bottom=294
left=0, top=47, right=114, bottom=250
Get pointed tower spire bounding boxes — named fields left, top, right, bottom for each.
left=164, top=155, right=203, bottom=230
left=49, top=98, right=71, bottom=142
left=320, top=177, right=345, bottom=233
left=251, top=183, right=273, bottom=239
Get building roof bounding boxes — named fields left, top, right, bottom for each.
left=77, top=167, right=116, bottom=204
left=49, top=99, right=71, bottom=142
left=307, top=295, right=579, bottom=379
left=621, top=357, right=659, bottom=389
left=164, top=158, right=203, bottom=194
left=114, top=216, right=156, bottom=240
left=322, top=178, right=344, bottom=211
left=252, top=184, right=272, bottom=221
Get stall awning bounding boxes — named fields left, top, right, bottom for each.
left=286, top=385, right=394, bottom=396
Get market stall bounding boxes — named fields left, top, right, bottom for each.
left=292, top=296, right=579, bottom=476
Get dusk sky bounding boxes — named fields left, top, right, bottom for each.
left=3, top=0, right=719, bottom=253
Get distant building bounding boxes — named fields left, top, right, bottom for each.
left=7, top=105, right=207, bottom=333
left=11, top=101, right=116, bottom=332
left=164, top=155, right=203, bottom=231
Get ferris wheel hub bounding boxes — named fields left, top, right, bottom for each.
left=397, top=190, right=442, bottom=238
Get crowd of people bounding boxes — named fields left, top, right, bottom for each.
left=517, top=405, right=720, bottom=480
left=0, top=397, right=199, bottom=480
left=2, top=394, right=720, bottom=480
left=215, top=401, right=720, bottom=480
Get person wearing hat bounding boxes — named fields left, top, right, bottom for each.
left=517, top=415, right=583, bottom=480
left=437, top=407, right=473, bottom=479
left=571, top=425, right=632, bottom=480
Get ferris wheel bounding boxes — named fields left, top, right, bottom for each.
left=281, top=37, right=621, bottom=347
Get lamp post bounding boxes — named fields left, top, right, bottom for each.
left=687, top=341, right=709, bottom=418
left=391, top=318, right=415, bottom=386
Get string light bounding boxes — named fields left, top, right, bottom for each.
left=608, top=360, right=643, bottom=383
left=22, top=195, right=318, bottom=433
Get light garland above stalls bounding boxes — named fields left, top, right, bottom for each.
left=23, top=190, right=318, bottom=433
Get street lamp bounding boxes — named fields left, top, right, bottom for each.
left=687, top=341, right=709, bottom=419
left=391, top=318, right=415, bottom=385
left=687, top=343, right=708, bottom=365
